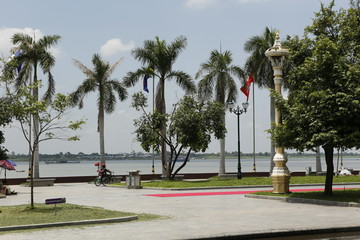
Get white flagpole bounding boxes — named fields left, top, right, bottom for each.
left=152, top=74, right=155, bottom=174
left=252, top=80, right=256, bottom=172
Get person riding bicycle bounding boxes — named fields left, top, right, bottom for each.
left=98, top=163, right=112, bottom=180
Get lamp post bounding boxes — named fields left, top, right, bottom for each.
left=265, top=32, right=291, bottom=193
left=228, top=101, right=249, bottom=179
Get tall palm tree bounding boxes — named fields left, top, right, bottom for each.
left=243, top=27, right=277, bottom=172
left=11, top=33, right=61, bottom=179
left=71, top=54, right=128, bottom=165
left=195, top=49, right=244, bottom=176
left=123, top=36, right=196, bottom=179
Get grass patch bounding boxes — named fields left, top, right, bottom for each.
left=113, top=175, right=360, bottom=189
left=291, top=175, right=360, bottom=184
left=0, top=203, right=160, bottom=227
left=252, top=189, right=360, bottom=203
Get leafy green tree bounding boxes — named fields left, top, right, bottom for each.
left=271, top=1, right=360, bottom=196
left=11, top=33, right=61, bottom=179
left=243, top=27, right=277, bottom=172
left=195, top=49, right=244, bottom=175
left=132, top=92, right=226, bottom=179
left=0, top=59, right=15, bottom=159
left=6, top=81, right=84, bottom=208
left=71, top=54, right=128, bottom=165
left=0, top=98, right=14, bottom=159
left=123, top=36, right=196, bottom=178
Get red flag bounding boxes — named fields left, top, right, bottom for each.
left=240, top=73, right=254, bottom=101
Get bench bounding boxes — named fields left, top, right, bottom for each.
left=26, top=178, right=56, bottom=187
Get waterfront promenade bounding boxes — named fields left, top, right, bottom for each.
left=1, top=183, right=360, bottom=239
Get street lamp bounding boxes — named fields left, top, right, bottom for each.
left=228, top=101, right=249, bottom=179
left=265, top=32, right=291, bottom=193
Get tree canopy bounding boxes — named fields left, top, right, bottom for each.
left=123, top=36, right=196, bottom=178
left=195, top=49, right=244, bottom=175
left=271, top=0, right=360, bottom=195
left=71, top=53, right=128, bottom=165
left=132, top=92, right=226, bottom=179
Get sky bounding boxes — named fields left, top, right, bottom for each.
left=0, top=0, right=351, bottom=155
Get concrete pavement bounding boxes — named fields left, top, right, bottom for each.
left=1, top=183, right=360, bottom=240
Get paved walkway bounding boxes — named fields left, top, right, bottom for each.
left=1, top=183, right=360, bottom=240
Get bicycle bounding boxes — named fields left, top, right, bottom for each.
left=94, top=172, right=114, bottom=186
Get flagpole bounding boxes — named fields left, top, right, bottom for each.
left=252, top=79, right=256, bottom=172
left=240, top=74, right=256, bottom=172
left=152, top=73, right=155, bottom=174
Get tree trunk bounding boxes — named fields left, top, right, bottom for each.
left=33, top=65, right=40, bottom=179
left=315, top=146, right=322, bottom=173
left=269, top=95, right=275, bottom=173
left=156, top=78, right=168, bottom=179
left=218, top=112, right=226, bottom=175
left=172, top=148, right=192, bottom=179
left=323, top=145, right=334, bottom=196
left=33, top=117, right=40, bottom=179
left=219, top=138, right=226, bottom=175
left=98, top=105, right=105, bottom=165
left=30, top=150, right=35, bottom=209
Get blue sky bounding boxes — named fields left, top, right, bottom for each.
left=0, top=0, right=350, bottom=155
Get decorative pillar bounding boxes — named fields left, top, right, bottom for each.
left=265, top=32, right=291, bottom=194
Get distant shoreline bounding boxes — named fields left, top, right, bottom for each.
left=8, top=153, right=360, bottom=162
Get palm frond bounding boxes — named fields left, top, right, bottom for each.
left=109, top=80, right=128, bottom=101
left=11, top=33, right=59, bottom=102
left=70, top=78, right=97, bottom=108
left=167, top=70, right=196, bottom=94
left=196, top=49, right=240, bottom=105
left=11, top=33, right=33, bottom=46
left=167, top=35, right=187, bottom=61
left=42, top=71, right=55, bottom=104
left=73, top=59, right=94, bottom=77
left=39, top=52, right=56, bottom=72
left=197, top=75, right=214, bottom=102
left=106, top=57, right=123, bottom=77
left=123, top=68, right=147, bottom=87
left=104, top=85, right=116, bottom=114
left=37, top=35, right=61, bottom=50
left=243, top=27, right=277, bottom=88
left=15, top=61, right=32, bottom=88
left=225, top=75, right=238, bottom=103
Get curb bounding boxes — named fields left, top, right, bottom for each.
left=141, top=182, right=360, bottom=191
left=194, top=226, right=360, bottom=240
left=0, top=215, right=138, bottom=232
left=244, top=194, right=360, bottom=207
left=141, top=185, right=273, bottom=191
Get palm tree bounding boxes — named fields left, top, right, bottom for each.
left=195, top=49, right=244, bottom=176
left=123, top=36, right=196, bottom=179
left=243, top=27, right=277, bottom=172
left=71, top=54, right=128, bottom=165
left=11, top=33, right=61, bottom=179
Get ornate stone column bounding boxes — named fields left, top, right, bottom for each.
left=265, top=32, right=291, bottom=193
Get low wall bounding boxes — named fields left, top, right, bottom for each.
left=3, top=171, right=316, bottom=185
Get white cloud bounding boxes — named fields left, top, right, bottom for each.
left=185, top=0, right=216, bottom=9
left=100, top=38, right=135, bottom=57
left=0, top=27, right=62, bottom=59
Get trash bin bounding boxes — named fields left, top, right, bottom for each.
left=305, top=166, right=312, bottom=176
left=126, top=170, right=142, bottom=189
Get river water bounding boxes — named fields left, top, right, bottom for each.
left=2, top=157, right=360, bottom=179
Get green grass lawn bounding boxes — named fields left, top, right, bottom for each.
left=253, top=189, right=360, bottom=203
left=0, top=203, right=161, bottom=227
left=115, top=175, right=360, bottom=189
